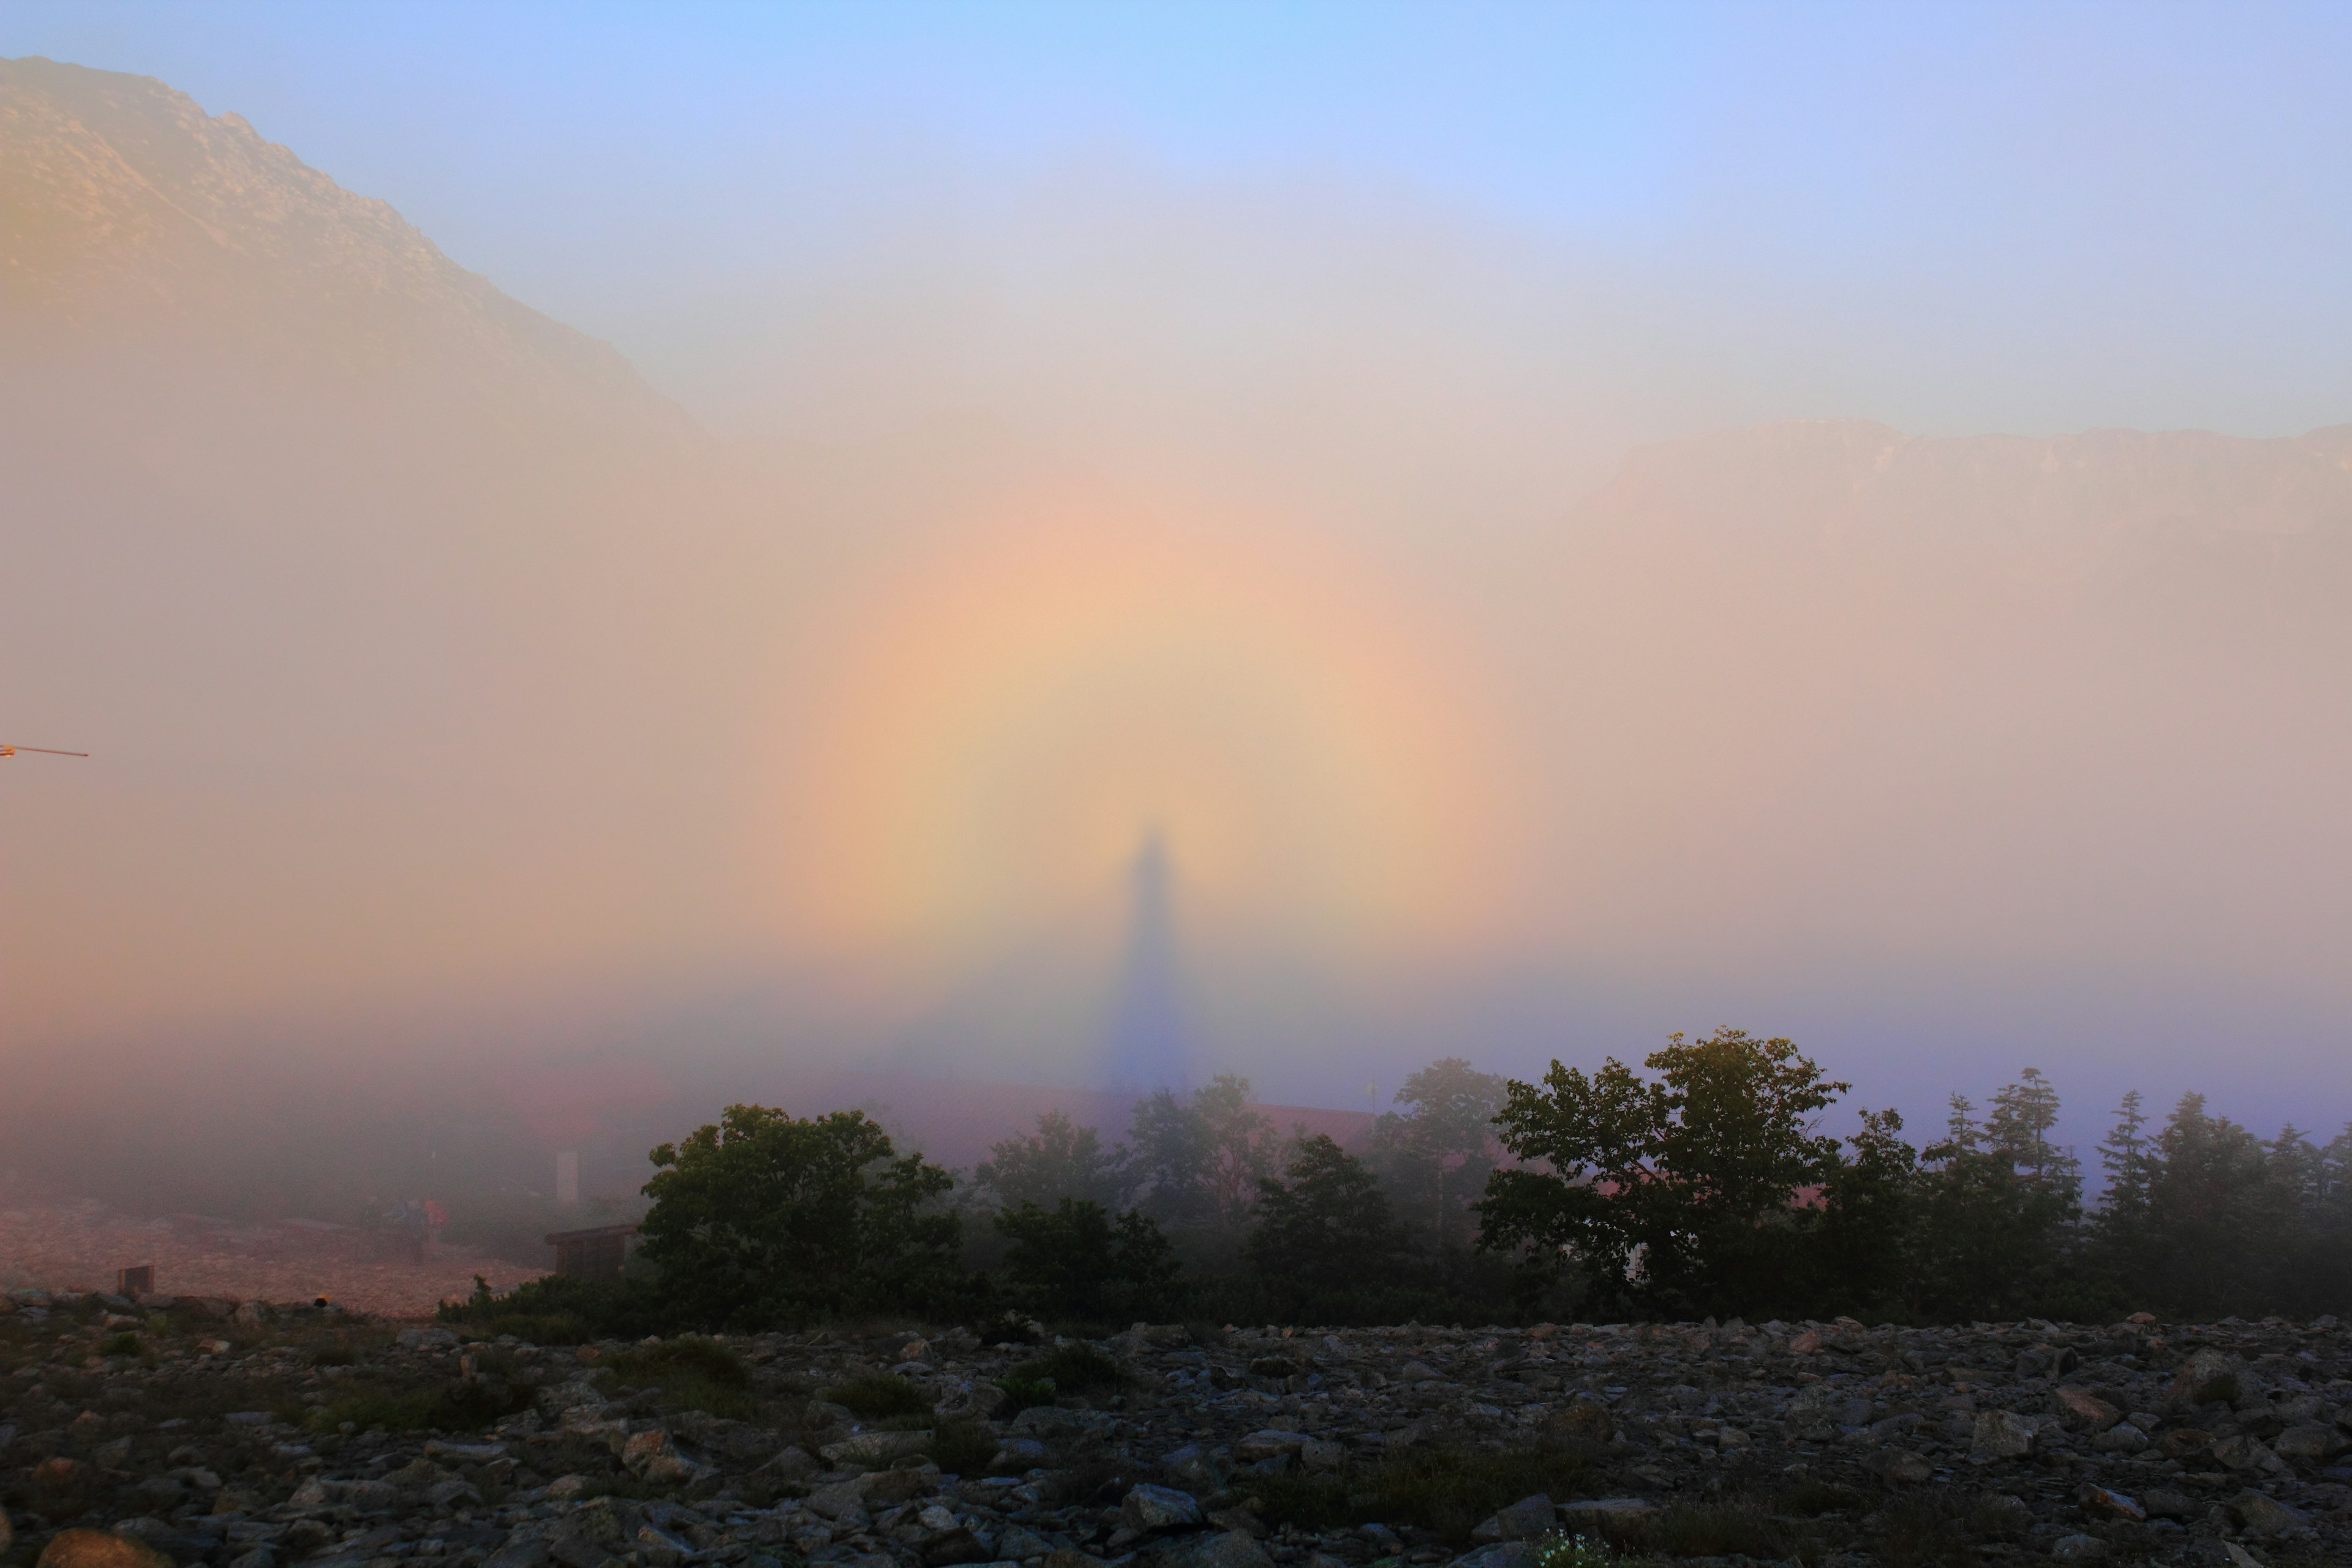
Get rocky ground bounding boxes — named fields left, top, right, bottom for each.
left=3, top=1291, right=2348, bottom=1568
left=0, top=1207, right=533, bottom=1318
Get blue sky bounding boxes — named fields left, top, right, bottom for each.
left=10, top=1, right=2351, bottom=441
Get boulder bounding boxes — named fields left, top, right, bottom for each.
left=2076, top=1485, right=2144, bottom=1523
left=2163, top=1348, right=2251, bottom=1411
left=1148, top=1531, right=1276, bottom=1568
left=2274, top=1422, right=2348, bottom=1462
left=620, top=1429, right=698, bottom=1486
left=1122, top=1483, right=1205, bottom=1532
left=480, top=1532, right=548, bottom=1568
left=2089, top=1422, right=2148, bottom=1455
left=1469, top=1494, right=1554, bottom=1543
left=806, top=1479, right=878, bottom=1520
left=2051, top=1387, right=2124, bottom=1433
left=549, top=1499, right=640, bottom=1568
left=2220, top=1495, right=2314, bottom=1542
left=1970, top=1410, right=2038, bottom=1461
left=2224, top=1490, right=2311, bottom=1538
left=2048, top=1534, right=2108, bottom=1561
left=36, top=1532, right=173, bottom=1568
left=2207, top=1434, right=2287, bottom=1474
left=1163, top=1444, right=1224, bottom=1494
left=1234, top=1430, right=1310, bottom=1461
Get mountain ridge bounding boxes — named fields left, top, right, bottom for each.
left=1, top=55, right=689, bottom=432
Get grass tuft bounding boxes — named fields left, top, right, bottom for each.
left=996, top=1341, right=1124, bottom=1409
left=603, top=1336, right=756, bottom=1418
left=820, top=1371, right=930, bottom=1420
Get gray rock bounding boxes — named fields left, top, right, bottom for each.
left=2165, top=1348, right=2252, bottom=1411
left=2207, top=1433, right=2287, bottom=1474
left=1163, top=1444, right=1223, bottom=1494
left=396, top=1326, right=460, bottom=1351
left=2090, top=1422, right=2148, bottom=1454
left=1469, top=1494, right=1553, bottom=1543
left=2049, top=1534, right=2108, bottom=1561
left=2274, top=1422, right=2348, bottom=1462
left=807, top=1479, right=878, bottom=1520
left=1970, top=1409, right=2038, bottom=1461
left=1149, top=1531, right=1277, bottom=1568
left=480, top=1534, right=551, bottom=1568
left=2224, top=1489, right=2311, bottom=1538
left=550, top=1499, right=640, bottom=1568
left=995, top=1524, right=1060, bottom=1559
left=1122, top=1484, right=1204, bottom=1532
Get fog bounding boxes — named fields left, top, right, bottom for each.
left=2, top=13, right=2350, bottom=1221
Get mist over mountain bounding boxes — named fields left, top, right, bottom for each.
left=1, top=55, right=2345, bottom=1221
left=2, top=55, right=684, bottom=431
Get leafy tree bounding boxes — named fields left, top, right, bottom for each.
left=1478, top=1028, right=1848, bottom=1317
left=995, top=1197, right=1184, bottom=1324
left=976, top=1110, right=1132, bottom=1211
left=1128, top=1074, right=1277, bottom=1231
left=1367, top=1057, right=1506, bottom=1253
left=638, top=1106, right=963, bottom=1329
left=1245, top=1133, right=1413, bottom=1314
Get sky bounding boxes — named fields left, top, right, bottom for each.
left=11, top=1, right=2352, bottom=444
left=4, top=2, right=2351, bottom=1182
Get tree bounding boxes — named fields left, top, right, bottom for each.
left=1809, top=1107, right=1919, bottom=1317
left=1128, top=1074, right=1276, bottom=1231
left=1246, top=1133, right=1412, bottom=1313
left=1478, top=1028, right=1848, bottom=1317
left=1366, top=1057, right=1506, bottom=1253
left=1907, top=1078, right=2086, bottom=1320
left=638, top=1106, right=963, bottom=1329
left=995, top=1198, right=1184, bottom=1324
left=976, top=1110, right=1131, bottom=1211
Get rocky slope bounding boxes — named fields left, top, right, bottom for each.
left=4, top=1290, right=2348, bottom=1568
left=0, top=55, right=685, bottom=429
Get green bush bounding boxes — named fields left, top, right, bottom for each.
left=437, top=1272, right=661, bottom=1343
left=641, top=1106, right=968, bottom=1329
left=308, top=1378, right=530, bottom=1434
left=995, top=1198, right=1185, bottom=1325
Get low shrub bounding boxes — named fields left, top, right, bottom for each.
left=601, top=1336, right=757, bottom=1419
left=820, top=1371, right=930, bottom=1420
